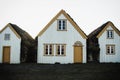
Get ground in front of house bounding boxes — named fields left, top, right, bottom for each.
left=0, top=63, right=120, bottom=80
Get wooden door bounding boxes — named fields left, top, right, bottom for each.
left=74, top=46, right=82, bottom=63
left=3, top=46, right=10, bottom=63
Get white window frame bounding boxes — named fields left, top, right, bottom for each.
left=107, top=30, right=114, bottom=39
left=57, top=19, right=67, bottom=31
left=106, top=45, right=115, bottom=55
left=56, top=44, right=66, bottom=56
left=44, top=44, right=54, bottom=56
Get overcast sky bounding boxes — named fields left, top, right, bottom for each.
left=0, top=0, right=120, bottom=38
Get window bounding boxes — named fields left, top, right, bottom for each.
left=106, top=45, right=115, bottom=55
left=4, top=34, right=10, bottom=40
left=107, top=30, right=114, bottom=39
left=57, top=19, right=67, bottom=31
left=44, top=44, right=53, bottom=56
left=44, top=44, right=66, bottom=56
left=56, top=44, right=66, bottom=56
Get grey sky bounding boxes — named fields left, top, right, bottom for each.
left=0, top=0, right=120, bottom=38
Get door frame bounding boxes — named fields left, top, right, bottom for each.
left=73, top=41, right=83, bottom=63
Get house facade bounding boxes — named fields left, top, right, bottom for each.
left=0, top=23, right=34, bottom=64
left=37, top=10, right=87, bottom=64
left=0, top=23, right=21, bottom=63
left=88, top=21, right=120, bottom=63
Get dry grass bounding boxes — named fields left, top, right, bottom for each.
left=0, top=63, right=120, bottom=80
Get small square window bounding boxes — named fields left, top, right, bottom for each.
left=106, top=45, right=115, bottom=55
left=4, top=34, right=10, bottom=40
left=57, top=19, right=67, bottom=31
left=56, top=44, right=66, bottom=56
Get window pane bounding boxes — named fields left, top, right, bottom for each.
left=59, top=20, right=61, bottom=30
left=63, top=21, right=65, bottom=30
left=58, top=45, right=60, bottom=55
left=45, top=45, right=48, bottom=55
left=107, top=46, right=110, bottom=54
left=49, top=45, right=52, bottom=55
left=110, top=31, right=113, bottom=38
left=111, top=46, right=114, bottom=54
left=61, top=45, right=64, bottom=55
left=107, top=31, right=109, bottom=38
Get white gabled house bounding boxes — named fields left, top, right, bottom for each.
left=87, top=21, right=120, bottom=63
left=36, top=10, right=87, bottom=64
left=0, top=23, right=34, bottom=64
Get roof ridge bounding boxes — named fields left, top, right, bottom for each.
left=9, top=23, right=34, bottom=40
left=88, top=21, right=110, bottom=38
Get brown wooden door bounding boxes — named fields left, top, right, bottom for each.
left=74, top=46, right=82, bottom=63
left=3, top=46, right=10, bottom=63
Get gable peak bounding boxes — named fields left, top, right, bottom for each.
left=37, top=9, right=87, bottom=39
left=107, top=21, right=112, bottom=23
left=96, top=21, right=120, bottom=38
left=57, top=9, right=68, bottom=16
left=59, top=9, right=66, bottom=12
